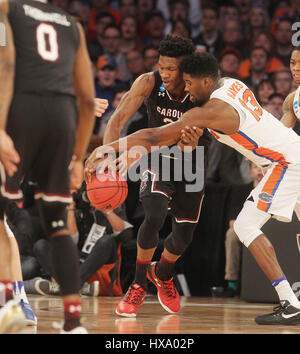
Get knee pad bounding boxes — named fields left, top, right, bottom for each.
left=35, top=199, right=68, bottom=237
left=165, top=222, right=196, bottom=255
left=233, top=201, right=271, bottom=248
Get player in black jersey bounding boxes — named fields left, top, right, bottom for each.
left=0, top=0, right=95, bottom=333
left=86, top=36, right=210, bottom=317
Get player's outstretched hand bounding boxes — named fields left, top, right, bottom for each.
left=0, top=130, right=20, bottom=177
left=177, top=126, right=203, bottom=151
left=84, top=145, right=116, bottom=182
left=94, top=98, right=109, bottom=117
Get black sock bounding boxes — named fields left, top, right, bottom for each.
left=156, top=255, right=176, bottom=281
left=50, top=235, right=80, bottom=295
left=134, top=258, right=150, bottom=290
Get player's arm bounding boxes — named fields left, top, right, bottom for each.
left=0, top=0, right=14, bottom=130
left=0, top=1, right=20, bottom=177
left=70, top=22, right=95, bottom=189
left=280, top=92, right=297, bottom=128
left=93, top=99, right=237, bottom=159
left=72, top=22, right=95, bottom=162
left=103, top=72, right=154, bottom=144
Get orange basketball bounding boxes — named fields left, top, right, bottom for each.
left=86, top=171, right=128, bottom=210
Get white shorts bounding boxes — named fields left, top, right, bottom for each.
left=249, top=162, right=300, bottom=222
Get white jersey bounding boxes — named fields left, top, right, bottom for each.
left=208, top=78, right=300, bottom=168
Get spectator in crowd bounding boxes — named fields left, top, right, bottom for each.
left=51, top=0, right=70, bottom=11
left=193, top=5, right=223, bottom=58
left=245, top=5, right=270, bottom=41
left=232, top=0, right=252, bottom=28
left=68, top=0, right=92, bottom=36
left=270, top=0, right=300, bottom=35
left=219, top=47, right=241, bottom=78
left=170, top=19, right=191, bottom=38
left=243, top=46, right=269, bottom=92
left=218, top=19, right=249, bottom=60
left=95, top=54, right=124, bottom=110
left=238, top=32, right=285, bottom=78
left=101, top=24, right=129, bottom=80
left=125, top=49, right=146, bottom=84
left=119, top=16, right=144, bottom=54
left=163, top=0, right=189, bottom=36
left=89, top=0, right=121, bottom=28
left=273, top=19, right=293, bottom=67
left=137, top=0, right=158, bottom=39
left=157, top=0, right=202, bottom=38
left=269, top=92, right=285, bottom=116
left=119, top=0, right=138, bottom=18
left=218, top=1, right=239, bottom=28
left=211, top=161, right=265, bottom=298
left=255, top=78, right=276, bottom=106
left=141, top=10, right=166, bottom=48
left=272, top=67, right=293, bottom=97
left=143, top=46, right=159, bottom=72
left=87, top=12, right=115, bottom=61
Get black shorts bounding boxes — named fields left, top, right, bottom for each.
left=139, top=164, right=205, bottom=223
left=0, top=93, right=78, bottom=204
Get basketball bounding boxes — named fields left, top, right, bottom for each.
left=86, top=171, right=128, bottom=210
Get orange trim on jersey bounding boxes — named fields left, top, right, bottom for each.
left=229, top=132, right=289, bottom=166
left=257, top=163, right=286, bottom=212
left=209, top=130, right=220, bottom=139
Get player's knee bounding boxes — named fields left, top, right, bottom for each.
left=233, top=201, right=270, bottom=248
left=143, top=207, right=167, bottom=231
left=165, top=223, right=196, bottom=255
left=233, top=214, right=260, bottom=248
left=35, top=199, right=68, bottom=237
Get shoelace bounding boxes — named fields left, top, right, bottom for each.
left=162, top=280, right=177, bottom=298
left=49, top=282, right=60, bottom=293
left=272, top=301, right=288, bottom=313
left=124, top=286, right=145, bottom=305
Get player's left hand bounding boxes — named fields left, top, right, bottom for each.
left=0, top=130, right=20, bottom=177
left=84, top=145, right=116, bottom=182
left=177, top=126, right=203, bottom=151
left=114, top=147, right=145, bottom=177
left=94, top=98, right=109, bottom=117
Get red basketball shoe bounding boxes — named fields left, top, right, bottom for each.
left=115, top=283, right=146, bottom=317
left=147, top=262, right=180, bottom=313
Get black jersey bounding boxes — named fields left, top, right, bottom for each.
left=144, top=71, right=211, bottom=150
left=8, top=0, right=80, bottom=96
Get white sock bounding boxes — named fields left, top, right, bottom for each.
left=275, top=280, right=300, bottom=308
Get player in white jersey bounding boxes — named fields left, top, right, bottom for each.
left=85, top=52, right=300, bottom=325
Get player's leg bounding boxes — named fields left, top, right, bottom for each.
left=4, top=217, right=37, bottom=325
left=32, top=94, right=86, bottom=333
left=0, top=194, right=26, bottom=333
left=147, top=187, right=204, bottom=313
left=147, top=218, right=197, bottom=313
left=116, top=194, right=169, bottom=317
left=234, top=161, right=300, bottom=325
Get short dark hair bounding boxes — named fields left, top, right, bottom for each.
left=293, top=46, right=300, bottom=52
left=158, top=35, right=195, bottom=58
left=179, top=52, right=219, bottom=80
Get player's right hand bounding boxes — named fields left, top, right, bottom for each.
left=0, top=130, right=20, bottom=177
left=84, top=145, right=116, bottom=183
left=94, top=98, right=109, bottom=117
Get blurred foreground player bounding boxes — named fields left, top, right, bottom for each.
left=90, top=52, right=300, bottom=325
left=0, top=0, right=95, bottom=333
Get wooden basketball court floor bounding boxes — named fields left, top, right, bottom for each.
left=17, top=295, right=300, bottom=334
